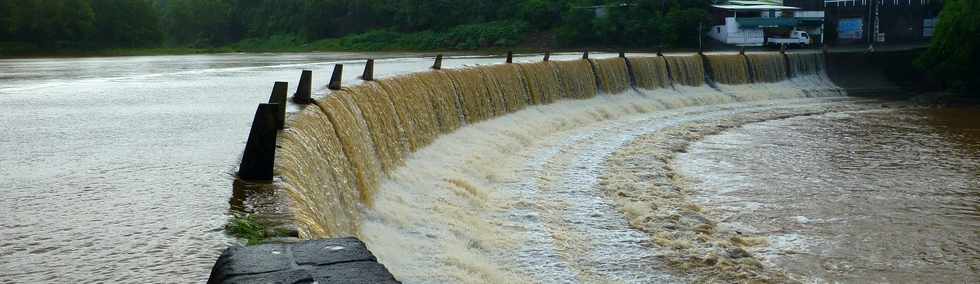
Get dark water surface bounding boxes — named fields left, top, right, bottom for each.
left=0, top=52, right=598, bottom=283
left=679, top=106, right=980, bottom=283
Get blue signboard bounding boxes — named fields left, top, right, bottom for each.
left=838, top=18, right=863, bottom=40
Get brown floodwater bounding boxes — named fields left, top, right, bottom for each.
left=679, top=106, right=980, bottom=283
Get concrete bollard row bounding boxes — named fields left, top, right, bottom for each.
left=243, top=48, right=745, bottom=181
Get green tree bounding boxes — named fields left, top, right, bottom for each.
left=557, top=0, right=710, bottom=48
left=664, top=6, right=709, bottom=48
left=90, top=0, right=163, bottom=47
left=918, top=0, right=979, bottom=93
left=518, top=0, right=563, bottom=30
left=164, top=0, right=235, bottom=46
left=2, top=0, right=96, bottom=48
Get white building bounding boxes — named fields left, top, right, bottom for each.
left=708, top=1, right=825, bottom=46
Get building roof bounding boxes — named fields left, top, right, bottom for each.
left=712, top=4, right=801, bottom=10
left=712, top=0, right=800, bottom=10
left=736, top=17, right=799, bottom=28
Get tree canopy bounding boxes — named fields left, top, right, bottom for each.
left=0, top=0, right=714, bottom=52
left=918, top=0, right=979, bottom=94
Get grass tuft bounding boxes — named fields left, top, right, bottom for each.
left=225, top=214, right=267, bottom=246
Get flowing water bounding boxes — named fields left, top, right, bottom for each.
left=4, top=49, right=973, bottom=284
left=0, top=51, right=606, bottom=283
left=269, top=51, right=865, bottom=282
left=678, top=106, right=980, bottom=283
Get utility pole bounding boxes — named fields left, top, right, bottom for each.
left=866, top=0, right=879, bottom=49
left=867, top=0, right=873, bottom=46
left=873, top=0, right=880, bottom=47
left=698, top=22, right=703, bottom=52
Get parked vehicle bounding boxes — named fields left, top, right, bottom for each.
left=766, top=30, right=811, bottom=48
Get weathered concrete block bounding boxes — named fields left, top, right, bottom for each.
left=222, top=268, right=314, bottom=284
left=208, top=238, right=399, bottom=284
left=292, top=237, right=375, bottom=266
left=309, top=261, right=400, bottom=283
left=210, top=244, right=292, bottom=280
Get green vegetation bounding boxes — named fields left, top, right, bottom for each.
left=918, top=0, right=979, bottom=94
left=1, top=0, right=713, bottom=57
left=225, top=214, right=274, bottom=246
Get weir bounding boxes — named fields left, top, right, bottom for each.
left=239, top=51, right=838, bottom=238
left=217, top=50, right=888, bottom=282
left=663, top=55, right=705, bottom=86
left=630, top=57, right=671, bottom=90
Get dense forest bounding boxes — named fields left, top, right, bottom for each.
left=0, top=0, right=712, bottom=53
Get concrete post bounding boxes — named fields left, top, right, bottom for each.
left=506, top=51, right=514, bottom=64
left=623, top=57, right=637, bottom=88
left=741, top=52, right=755, bottom=83
left=292, top=70, right=313, bottom=104
left=822, top=46, right=831, bottom=75
left=361, top=59, right=374, bottom=81
left=328, top=64, right=343, bottom=91
left=543, top=51, right=551, bottom=62
left=268, top=82, right=288, bottom=130
left=432, top=55, right=443, bottom=70
left=782, top=51, right=794, bottom=79
left=619, top=51, right=626, bottom=58
left=700, top=53, right=714, bottom=85
left=739, top=48, right=745, bottom=55
left=583, top=50, right=589, bottom=59
left=657, top=46, right=664, bottom=57
left=238, top=103, right=279, bottom=181
left=661, top=56, right=675, bottom=88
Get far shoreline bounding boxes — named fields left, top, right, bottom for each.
left=0, top=43, right=928, bottom=61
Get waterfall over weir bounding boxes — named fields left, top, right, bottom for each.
left=265, top=52, right=842, bottom=281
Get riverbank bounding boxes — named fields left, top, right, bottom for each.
left=0, top=23, right=530, bottom=59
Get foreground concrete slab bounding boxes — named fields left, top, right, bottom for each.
left=208, top=238, right=399, bottom=284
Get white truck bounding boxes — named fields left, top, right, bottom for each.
left=766, top=30, right=811, bottom=48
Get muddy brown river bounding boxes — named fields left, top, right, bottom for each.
left=679, top=106, right=980, bottom=282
